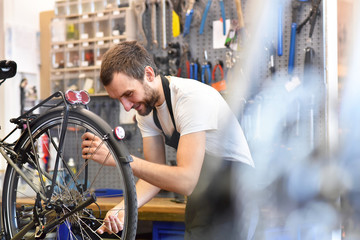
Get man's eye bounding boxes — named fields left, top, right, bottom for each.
left=127, top=92, right=133, bottom=97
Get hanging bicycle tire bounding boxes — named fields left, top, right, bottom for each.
left=2, top=106, right=137, bottom=240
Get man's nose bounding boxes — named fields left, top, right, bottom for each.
left=120, top=98, right=133, bottom=112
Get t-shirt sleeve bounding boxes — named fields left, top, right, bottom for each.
left=175, top=90, right=219, bottom=136
left=136, top=111, right=162, bottom=138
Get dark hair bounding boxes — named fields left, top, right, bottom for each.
left=100, top=41, right=159, bottom=86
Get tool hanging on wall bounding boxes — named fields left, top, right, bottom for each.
left=234, top=0, right=244, bottom=29
left=171, top=0, right=183, bottom=34
left=161, top=0, right=167, bottom=48
left=288, top=0, right=306, bottom=75
left=167, top=42, right=181, bottom=76
left=183, top=0, right=196, bottom=36
left=177, top=44, right=191, bottom=78
left=201, top=50, right=212, bottom=84
left=190, top=60, right=200, bottom=80
left=234, top=0, right=246, bottom=50
left=296, top=0, right=322, bottom=40
left=199, top=0, right=226, bottom=35
left=224, top=20, right=239, bottom=50
left=225, top=50, right=236, bottom=69
left=278, top=0, right=283, bottom=56
left=133, top=0, right=148, bottom=46
left=266, top=41, right=276, bottom=75
left=211, top=60, right=227, bottom=92
left=149, top=0, right=159, bottom=48
left=303, top=46, right=316, bottom=86
left=303, top=46, right=316, bottom=150
left=199, top=0, right=213, bottom=35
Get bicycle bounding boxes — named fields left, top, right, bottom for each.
left=0, top=60, right=137, bottom=239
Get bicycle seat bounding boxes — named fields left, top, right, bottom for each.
left=0, top=60, right=17, bottom=79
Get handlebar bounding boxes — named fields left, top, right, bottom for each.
left=0, top=60, right=17, bottom=80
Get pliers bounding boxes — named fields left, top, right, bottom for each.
left=211, top=61, right=227, bottom=92
left=296, top=0, right=322, bottom=38
left=199, top=0, right=226, bottom=35
left=183, top=0, right=196, bottom=37
left=201, top=62, right=211, bottom=84
left=212, top=61, right=224, bottom=82
left=200, top=51, right=211, bottom=84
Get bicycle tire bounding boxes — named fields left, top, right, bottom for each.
left=2, top=106, right=137, bottom=240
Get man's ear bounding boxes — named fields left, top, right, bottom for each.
left=144, top=66, right=155, bottom=82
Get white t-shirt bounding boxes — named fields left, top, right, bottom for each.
left=136, top=77, right=254, bottom=167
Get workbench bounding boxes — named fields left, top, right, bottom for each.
left=16, top=196, right=186, bottom=239
left=17, top=197, right=186, bottom=222
left=95, top=197, right=186, bottom=222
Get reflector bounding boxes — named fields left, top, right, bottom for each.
left=65, top=90, right=91, bottom=105
left=114, top=126, right=125, bottom=140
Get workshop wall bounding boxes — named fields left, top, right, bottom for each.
left=71, top=0, right=327, bottom=190
left=128, top=0, right=326, bottom=160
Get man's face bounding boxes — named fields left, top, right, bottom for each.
left=105, top=72, right=159, bottom=116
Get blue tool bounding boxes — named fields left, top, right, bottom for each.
left=288, top=22, right=297, bottom=74
left=199, top=0, right=226, bottom=35
left=190, top=61, right=199, bottom=80
left=201, top=63, right=211, bottom=84
left=183, top=0, right=196, bottom=37
left=278, top=0, right=283, bottom=56
left=199, top=0, right=212, bottom=35
left=201, top=51, right=211, bottom=84
left=288, top=0, right=302, bottom=74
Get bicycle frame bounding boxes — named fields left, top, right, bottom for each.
left=0, top=59, right=138, bottom=240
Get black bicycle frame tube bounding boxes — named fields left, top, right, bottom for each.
left=26, top=117, right=47, bottom=195
left=47, top=104, right=70, bottom=200
left=12, top=91, right=64, bottom=124
left=0, top=147, right=47, bottom=201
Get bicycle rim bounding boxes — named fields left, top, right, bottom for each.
left=2, top=107, right=137, bottom=240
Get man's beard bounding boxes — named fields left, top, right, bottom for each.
left=137, top=82, right=159, bottom=116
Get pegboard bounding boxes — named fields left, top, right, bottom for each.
left=135, top=0, right=323, bottom=90
left=138, top=0, right=243, bottom=79
left=235, top=0, right=326, bottom=157
left=132, top=0, right=326, bottom=158
left=87, top=95, right=120, bottom=128
left=278, top=0, right=324, bottom=82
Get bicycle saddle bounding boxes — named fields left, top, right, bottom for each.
left=0, top=60, right=17, bottom=79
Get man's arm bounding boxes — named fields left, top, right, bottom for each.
left=131, top=131, right=206, bottom=196
left=89, top=134, right=167, bottom=234
left=82, top=131, right=206, bottom=234
left=135, top=134, right=166, bottom=207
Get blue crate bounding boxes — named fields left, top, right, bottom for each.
left=152, top=221, right=185, bottom=240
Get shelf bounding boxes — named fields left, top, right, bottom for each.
left=49, top=2, right=133, bottom=95
left=51, top=65, right=100, bottom=73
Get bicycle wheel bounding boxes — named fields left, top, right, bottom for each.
left=2, top=106, right=137, bottom=240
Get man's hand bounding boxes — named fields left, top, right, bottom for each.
left=81, top=132, right=116, bottom=167
left=97, top=205, right=125, bottom=234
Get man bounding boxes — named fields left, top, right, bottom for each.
left=81, top=41, right=254, bottom=239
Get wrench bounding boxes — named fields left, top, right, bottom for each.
left=161, top=0, right=174, bottom=49
left=149, top=0, right=159, bottom=48
left=161, top=0, right=167, bottom=49
left=133, top=0, right=148, bottom=46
